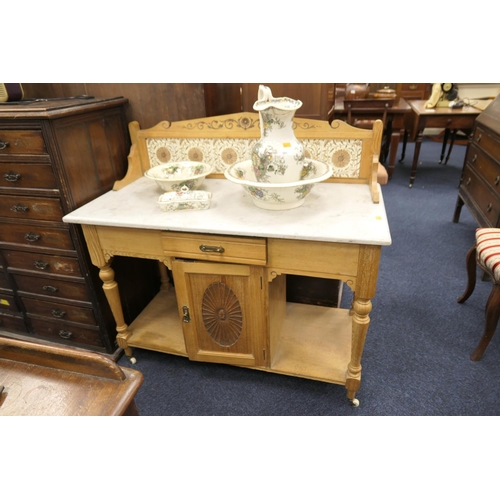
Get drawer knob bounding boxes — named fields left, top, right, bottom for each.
left=199, top=244, right=225, bottom=254
left=466, top=177, right=472, bottom=186
left=24, top=232, right=41, bottom=242
left=51, top=309, right=66, bottom=318
left=58, top=329, right=73, bottom=339
left=43, top=285, right=58, bottom=293
left=11, top=204, right=29, bottom=213
left=495, top=176, right=500, bottom=186
left=4, top=171, right=21, bottom=182
left=472, top=154, right=477, bottom=163
left=477, top=133, right=482, bottom=143
left=487, top=203, right=493, bottom=212
left=0, top=140, right=10, bottom=150
left=34, top=260, right=49, bottom=270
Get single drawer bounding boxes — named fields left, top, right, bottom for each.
left=162, top=231, right=267, bottom=265
left=0, top=312, right=29, bottom=334
left=0, top=130, right=47, bottom=155
left=0, top=222, right=74, bottom=251
left=3, top=250, right=83, bottom=277
left=13, top=274, right=90, bottom=302
left=0, top=163, right=57, bottom=190
left=22, top=297, right=97, bottom=326
left=461, top=165, right=500, bottom=227
left=474, top=126, right=500, bottom=160
left=0, top=291, right=20, bottom=313
left=30, top=318, right=104, bottom=348
left=0, top=194, right=64, bottom=221
left=467, top=144, right=500, bottom=194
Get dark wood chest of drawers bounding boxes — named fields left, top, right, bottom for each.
left=0, top=97, right=159, bottom=356
left=454, top=95, right=500, bottom=228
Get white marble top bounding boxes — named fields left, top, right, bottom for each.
left=63, top=177, right=392, bottom=246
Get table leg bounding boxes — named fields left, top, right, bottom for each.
left=99, top=262, right=135, bottom=362
left=444, top=130, right=457, bottom=165
left=439, top=129, right=451, bottom=164
left=399, top=129, right=409, bottom=163
left=345, top=297, right=372, bottom=406
left=409, top=128, right=424, bottom=187
left=387, top=128, right=403, bottom=178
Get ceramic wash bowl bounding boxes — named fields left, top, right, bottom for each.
left=224, top=159, right=333, bottom=210
left=144, top=161, right=213, bottom=192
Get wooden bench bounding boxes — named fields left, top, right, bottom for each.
left=114, top=112, right=387, bottom=200
left=0, top=337, right=143, bottom=416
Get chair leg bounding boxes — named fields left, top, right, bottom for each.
left=457, top=245, right=477, bottom=304
left=471, top=283, right=500, bottom=361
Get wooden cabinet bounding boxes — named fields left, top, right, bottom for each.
left=0, top=98, right=159, bottom=355
left=454, top=96, right=500, bottom=227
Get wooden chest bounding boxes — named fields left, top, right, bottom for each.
left=454, top=95, right=500, bottom=228
left=0, top=97, right=159, bottom=356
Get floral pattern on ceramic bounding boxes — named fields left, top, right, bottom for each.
left=147, top=138, right=257, bottom=171
left=302, top=138, right=362, bottom=178
left=144, top=161, right=213, bottom=192
left=146, top=137, right=361, bottom=179
left=251, top=85, right=307, bottom=183
left=224, top=159, right=333, bottom=211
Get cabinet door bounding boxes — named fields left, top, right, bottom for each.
left=172, top=260, right=267, bottom=367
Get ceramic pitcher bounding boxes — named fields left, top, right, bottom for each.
left=251, top=85, right=309, bottom=183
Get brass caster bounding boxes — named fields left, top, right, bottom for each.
left=350, top=398, right=360, bottom=407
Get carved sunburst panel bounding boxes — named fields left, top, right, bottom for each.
left=201, top=282, right=243, bottom=347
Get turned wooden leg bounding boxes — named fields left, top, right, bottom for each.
left=346, top=297, right=372, bottom=405
left=99, top=262, right=134, bottom=360
left=457, top=245, right=477, bottom=304
left=471, top=283, right=500, bottom=361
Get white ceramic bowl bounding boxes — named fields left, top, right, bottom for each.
left=144, top=161, right=213, bottom=192
left=224, top=159, right=333, bottom=210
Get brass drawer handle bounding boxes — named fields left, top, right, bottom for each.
left=4, top=171, right=21, bottom=182
left=472, top=154, right=477, bottom=163
left=51, top=309, right=66, bottom=318
left=199, top=244, right=225, bottom=253
left=34, top=260, right=49, bottom=270
left=487, top=203, right=493, bottom=212
left=24, top=232, right=41, bottom=242
left=0, top=140, right=10, bottom=150
left=466, top=177, right=472, bottom=186
left=43, top=285, right=58, bottom=292
left=11, top=204, right=29, bottom=213
left=477, top=133, right=482, bottom=143
left=58, top=329, right=73, bottom=339
left=495, top=176, right=500, bottom=186
left=409, top=84, right=418, bottom=90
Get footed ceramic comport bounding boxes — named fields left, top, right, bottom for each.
left=225, top=85, right=333, bottom=210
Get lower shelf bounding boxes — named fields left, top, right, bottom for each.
left=126, top=288, right=352, bottom=386
left=270, top=302, right=351, bottom=385
left=127, top=287, right=187, bottom=357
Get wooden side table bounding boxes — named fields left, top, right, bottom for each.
left=331, top=97, right=411, bottom=178
left=0, top=337, right=143, bottom=415
left=403, top=100, right=481, bottom=187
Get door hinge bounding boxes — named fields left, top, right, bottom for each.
left=182, top=305, right=191, bottom=323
